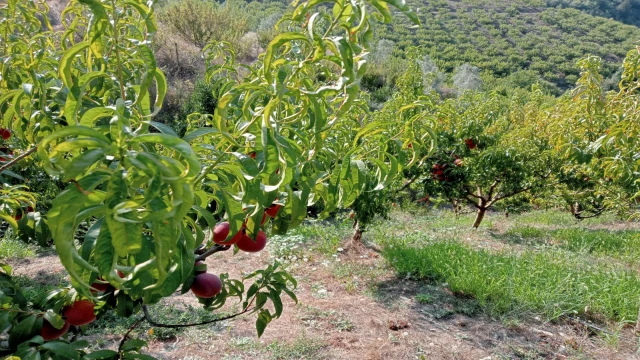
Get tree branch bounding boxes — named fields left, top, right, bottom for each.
left=117, top=315, right=145, bottom=356
left=195, top=244, right=231, bottom=262
left=394, top=175, right=420, bottom=194
left=463, top=187, right=483, bottom=200
left=490, top=186, right=533, bottom=205
left=462, top=195, right=482, bottom=209
left=572, top=205, right=607, bottom=220
left=486, top=180, right=501, bottom=201
left=0, top=147, right=37, bottom=173
left=142, top=304, right=253, bottom=328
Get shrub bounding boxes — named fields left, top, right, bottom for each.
left=158, top=0, right=250, bottom=49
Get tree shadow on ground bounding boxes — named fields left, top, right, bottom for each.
left=370, top=277, right=571, bottom=359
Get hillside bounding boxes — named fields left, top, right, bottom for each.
left=376, top=0, right=640, bottom=90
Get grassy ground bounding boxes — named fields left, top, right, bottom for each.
left=3, top=207, right=640, bottom=359
left=375, top=207, right=640, bottom=324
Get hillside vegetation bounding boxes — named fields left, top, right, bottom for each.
left=375, top=0, right=640, bottom=90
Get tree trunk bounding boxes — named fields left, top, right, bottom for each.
left=352, top=220, right=362, bottom=244
left=450, top=199, right=460, bottom=217
left=473, top=208, right=486, bottom=229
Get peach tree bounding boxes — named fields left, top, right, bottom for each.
left=419, top=89, right=558, bottom=228
left=341, top=51, right=436, bottom=244
left=0, top=0, right=419, bottom=358
left=570, top=48, right=640, bottom=218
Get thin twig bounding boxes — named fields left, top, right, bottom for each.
left=117, top=315, right=145, bottom=356
left=0, top=147, right=37, bottom=173
left=142, top=305, right=254, bottom=328
left=195, top=244, right=231, bottom=262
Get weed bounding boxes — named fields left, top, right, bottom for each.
left=268, top=234, right=307, bottom=264
left=310, top=283, right=328, bottom=299
left=415, top=293, right=433, bottom=304
left=331, top=317, right=355, bottom=332
left=502, top=318, right=521, bottom=329
left=0, top=236, right=35, bottom=259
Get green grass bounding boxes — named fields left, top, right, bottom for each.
left=551, top=228, right=640, bottom=262
left=496, top=226, right=549, bottom=246
left=0, top=236, right=36, bottom=259
left=365, top=208, right=472, bottom=245
left=383, top=241, right=640, bottom=324
left=505, top=226, right=547, bottom=240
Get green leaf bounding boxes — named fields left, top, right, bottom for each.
left=130, top=134, right=200, bottom=178
left=268, top=288, right=284, bottom=318
left=123, top=354, right=157, bottom=360
left=48, top=173, right=108, bottom=292
left=62, top=148, right=106, bottom=181
left=58, top=42, right=90, bottom=89
left=106, top=171, right=143, bottom=257
left=43, top=310, right=65, bottom=329
left=381, top=0, right=419, bottom=24
left=80, top=107, right=114, bottom=127
left=81, top=217, right=104, bottom=261
left=82, top=350, right=118, bottom=360
left=264, top=33, right=309, bottom=84
left=8, top=314, right=40, bottom=348
left=255, top=309, right=272, bottom=337
left=121, top=338, right=147, bottom=352
left=145, top=121, right=177, bottom=137
left=0, top=262, right=12, bottom=275
left=150, top=69, right=167, bottom=116
left=124, top=1, right=158, bottom=34
left=93, top=220, right=116, bottom=278
left=41, top=341, right=81, bottom=359
left=133, top=46, right=157, bottom=108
